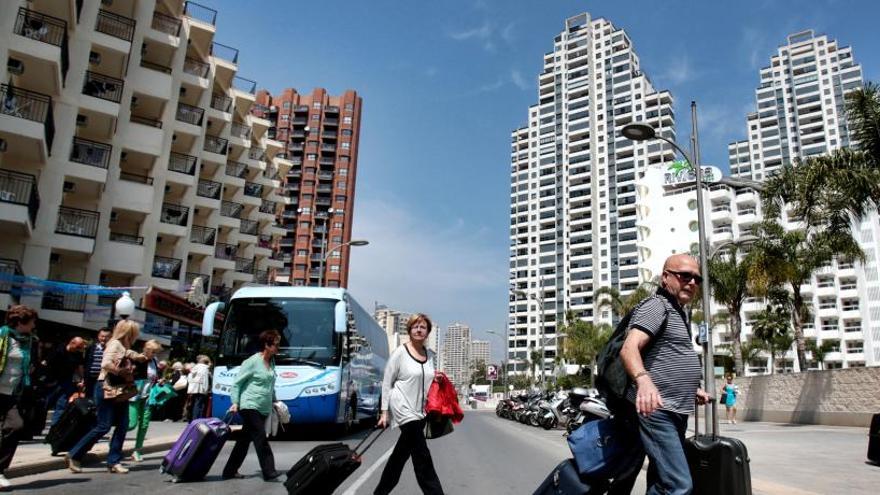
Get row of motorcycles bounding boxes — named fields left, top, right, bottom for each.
left=495, top=387, right=611, bottom=434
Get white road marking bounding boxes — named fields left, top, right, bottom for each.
left=341, top=449, right=393, bottom=495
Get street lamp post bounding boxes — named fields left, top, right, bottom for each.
left=621, top=102, right=717, bottom=431
left=514, top=286, right=546, bottom=387
left=487, top=329, right=508, bottom=398
left=318, top=239, right=369, bottom=287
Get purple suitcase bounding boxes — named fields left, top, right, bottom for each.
left=160, top=417, right=230, bottom=481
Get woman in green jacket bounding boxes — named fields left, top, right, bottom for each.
left=221, top=329, right=281, bottom=482
left=0, top=305, right=38, bottom=490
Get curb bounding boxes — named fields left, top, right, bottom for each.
left=7, top=438, right=177, bottom=479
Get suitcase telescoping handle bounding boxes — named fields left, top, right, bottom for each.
left=692, top=397, right=719, bottom=439
left=353, top=427, right=386, bottom=458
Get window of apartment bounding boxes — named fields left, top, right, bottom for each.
left=311, top=114, right=319, bottom=121
left=332, top=251, right=341, bottom=258
left=299, top=221, right=311, bottom=229
left=283, top=102, right=291, bottom=109
left=300, top=207, right=311, bottom=214
left=297, top=235, right=309, bottom=242
left=296, top=249, right=307, bottom=256
left=341, top=142, right=351, bottom=150
left=344, top=103, right=353, bottom=111
left=332, top=236, right=342, bottom=243
left=280, top=114, right=289, bottom=121
left=337, top=181, right=347, bottom=189
left=335, top=195, right=346, bottom=202
left=312, top=102, right=322, bottom=109
left=338, top=168, right=348, bottom=176
left=339, top=156, right=350, bottom=163
left=295, top=264, right=307, bottom=271
left=307, top=153, right=317, bottom=161
left=333, top=222, right=343, bottom=229
left=343, top=116, right=352, bottom=124
left=330, top=265, right=340, bottom=273
left=342, top=129, right=352, bottom=136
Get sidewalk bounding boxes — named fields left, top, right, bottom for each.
left=8, top=420, right=187, bottom=479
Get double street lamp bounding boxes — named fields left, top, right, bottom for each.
left=318, top=239, right=369, bottom=287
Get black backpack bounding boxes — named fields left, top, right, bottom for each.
left=595, top=295, right=669, bottom=403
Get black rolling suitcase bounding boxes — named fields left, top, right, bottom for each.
left=284, top=428, right=384, bottom=495
left=684, top=398, right=752, bottom=495
left=533, top=459, right=607, bottom=495
left=868, top=413, right=880, bottom=465
left=44, top=398, right=96, bottom=455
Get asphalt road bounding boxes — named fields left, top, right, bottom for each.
left=6, top=410, right=880, bottom=494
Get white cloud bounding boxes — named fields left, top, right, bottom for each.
left=424, top=66, right=439, bottom=78
left=660, top=54, right=696, bottom=85
left=500, top=21, right=517, bottom=44
left=510, top=69, right=529, bottom=90
left=347, top=197, right=508, bottom=334
left=448, top=22, right=492, bottom=42
left=476, top=77, right=506, bottom=93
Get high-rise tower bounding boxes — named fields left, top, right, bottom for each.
left=440, top=323, right=471, bottom=389
left=509, top=13, right=675, bottom=380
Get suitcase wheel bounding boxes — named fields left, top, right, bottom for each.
left=51, top=451, right=58, bottom=456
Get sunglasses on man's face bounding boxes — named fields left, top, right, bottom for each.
left=665, top=270, right=703, bottom=285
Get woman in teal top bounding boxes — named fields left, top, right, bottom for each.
left=221, top=329, right=281, bottom=482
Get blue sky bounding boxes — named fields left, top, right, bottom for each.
left=210, top=0, right=880, bottom=361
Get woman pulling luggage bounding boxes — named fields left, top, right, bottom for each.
left=220, top=329, right=282, bottom=481
left=128, top=339, right=162, bottom=462
left=374, top=313, right=444, bottom=495
left=66, top=320, right=147, bottom=474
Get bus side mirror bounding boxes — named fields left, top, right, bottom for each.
left=334, top=301, right=347, bottom=333
left=202, top=301, right=225, bottom=336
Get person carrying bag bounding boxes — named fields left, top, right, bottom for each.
left=423, top=372, right=462, bottom=440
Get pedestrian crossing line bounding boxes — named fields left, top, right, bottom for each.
left=340, top=448, right=393, bottom=495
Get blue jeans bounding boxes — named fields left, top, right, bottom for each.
left=190, top=394, right=207, bottom=420
left=613, top=409, right=692, bottom=495
left=67, top=387, right=129, bottom=466
left=48, top=381, right=77, bottom=426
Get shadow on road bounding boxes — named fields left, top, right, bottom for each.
left=12, top=477, right=91, bottom=491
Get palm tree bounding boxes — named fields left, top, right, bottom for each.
left=595, top=280, right=658, bottom=319
left=739, top=338, right=765, bottom=374
left=529, top=347, right=541, bottom=385
left=846, top=82, right=880, bottom=165
left=751, top=302, right=793, bottom=374
left=706, top=244, right=753, bottom=376
left=805, top=338, right=836, bottom=371
left=558, top=310, right=612, bottom=385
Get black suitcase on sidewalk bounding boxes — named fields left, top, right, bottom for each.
left=532, top=459, right=607, bottom=495
left=284, top=428, right=384, bottom=495
left=684, top=399, right=752, bottom=495
left=868, top=413, right=880, bottom=465
left=44, top=398, right=96, bottom=455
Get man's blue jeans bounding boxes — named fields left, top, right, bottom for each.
left=612, top=409, right=693, bottom=495
left=48, top=382, right=76, bottom=426
left=67, top=388, right=129, bottom=466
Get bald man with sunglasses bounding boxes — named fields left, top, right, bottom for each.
left=611, top=254, right=710, bottom=495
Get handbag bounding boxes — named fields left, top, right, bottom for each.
left=720, top=391, right=728, bottom=404
left=172, top=375, right=188, bottom=392
left=423, top=412, right=454, bottom=439
left=103, top=357, right=137, bottom=402
left=567, top=418, right=640, bottom=480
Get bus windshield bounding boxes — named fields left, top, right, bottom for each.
left=220, top=297, right=340, bottom=366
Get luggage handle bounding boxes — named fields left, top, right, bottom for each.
left=353, top=427, right=385, bottom=458
left=693, top=397, right=718, bottom=439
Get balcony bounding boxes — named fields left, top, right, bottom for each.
left=211, top=93, right=232, bottom=113
left=183, top=57, right=210, bottom=79
left=321, top=144, right=336, bottom=153
left=244, top=182, right=263, bottom=198
left=130, top=114, right=162, bottom=128
left=230, top=121, right=250, bottom=140
left=168, top=152, right=197, bottom=175
left=232, top=76, right=257, bottom=95
left=260, top=200, right=278, bottom=215
left=41, top=286, right=86, bottom=312
left=257, top=235, right=272, bottom=249
left=55, top=206, right=98, bottom=238
left=151, top=11, right=181, bottom=36
left=160, top=203, right=189, bottom=226
left=95, top=10, right=136, bottom=42
left=0, top=84, right=55, bottom=155
left=221, top=200, right=243, bottom=219
left=197, top=179, right=222, bottom=200
left=189, top=224, right=216, bottom=245
left=13, top=8, right=69, bottom=84
left=82, top=71, right=124, bottom=103
left=235, top=257, right=255, bottom=274
left=215, top=242, right=238, bottom=260
left=204, top=135, right=228, bottom=155
left=226, top=161, right=247, bottom=179
left=152, top=255, right=182, bottom=280
left=248, top=148, right=266, bottom=162
left=119, top=171, right=154, bottom=185
left=254, top=270, right=269, bottom=284
left=176, top=103, right=204, bottom=126
left=140, top=58, right=172, bottom=74
left=210, top=42, right=239, bottom=65
left=0, top=259, right=23, bottom=304
left=185, top=272, right=210, bottom=292
left=0, top=169, right=40, bottom=233
left=108, top=231, right=143, bottom=245
left=240, top=219, right=258, bottom=236
left=184, top=1, right=217, bottom=25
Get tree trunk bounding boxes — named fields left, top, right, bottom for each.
left=791, top=286, right=808, bottom=371
left=730, top=306, right=744, bottom=376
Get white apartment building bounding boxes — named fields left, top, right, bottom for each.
left=440, top=322, right=471, bottom=389
left=470, top=339, right=489, bottom=370
left=509, top=13, right=675, bottom=380
left=0, top=0, right=289, bottom=335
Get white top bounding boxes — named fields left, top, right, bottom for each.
left=187, top=363, right=211, bottom=394
left=381, top=344, right=435, bottom=428
left=0, top=337, right=23, bottom=396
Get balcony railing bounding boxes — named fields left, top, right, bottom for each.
left=96, top=10, right=135, bottom=42
left=260, top=200, right=277, bottom=214
left=215, top=242, right=237, bottom=260
left=254, top=270, right=268, bottom=284
left=109, top=231, right=144, bottom=245
left=189, top=224, right=216, bottom=245
left=232, top=76, right=256, bottom=94
left=240, top=219, right=258, bottom=236
left=221, top=200, right=243, bottom=219
left=184, top=1, right=217, bottom=25
left=1, top=84, right=55, bottom=152
left=257, top=235, right=272, bottom=249
left=210, top=42, right=239, bottom=64
left=230, top=121, right=250, bottom=139
left=140, top=58, right=172, bottom=74
left=82, top=71, right=124, bottom=103
left=130, top=114, right=162, bottom=128
left=244, top=182, right=263, bottom=198
left=152, top=256, right=182, bottom=280
left=160, top=203, right=189, bottom=226
left=0, top=169, right=39, bottom=226
left=211, top=93, right=232, bottom=113
left=168, top=152, right=197, bottom=175
left=235, top=257, right=255, bottom=274
left=151, top=11, right=181, bottom=36
left=197, top=179, right=222, bottom=200
left=204, top=135, right=228, bottom=155
left=42, top=285, right=86, bottom=312
left=248, top=148, right=266, bottom=161
left=14, top=8, right=69, bottom=82
left=119, top=171, right=154, bottom=185
left=0, top=259, right=23, bottom=296
left=176, top=103, right=204, bottom=126
left=56, top=206, right=98, bottom=238
left=183, top=57, right=209, bottom=78
left=185, top=272, right=210, bottom=292
left=226, top=161, right=247, bottom=179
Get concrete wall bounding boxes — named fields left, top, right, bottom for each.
left=722, top=368, right=880, bottom=427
